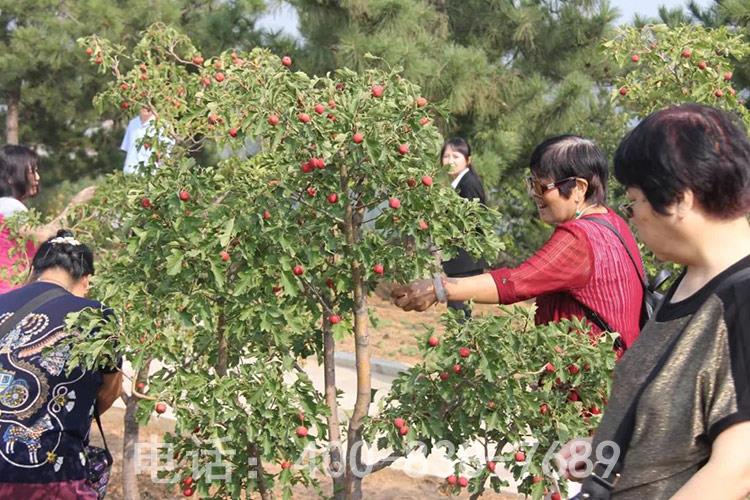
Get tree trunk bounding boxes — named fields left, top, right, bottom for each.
left=323, top=324, right=346, bottom=500
left=5, top=88, right=20, bottom=145
left=123, top=363, right=152, bottom=500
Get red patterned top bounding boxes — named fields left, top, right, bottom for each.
left=489, top=209, right=644, bottom=347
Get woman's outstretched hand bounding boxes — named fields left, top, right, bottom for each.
left=391, top=279, right=437, bottom=311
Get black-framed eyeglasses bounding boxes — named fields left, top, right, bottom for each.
left=526, top=176, right=577, bottom=197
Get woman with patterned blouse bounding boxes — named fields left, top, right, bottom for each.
left=0, top=230, right=121, bottom=499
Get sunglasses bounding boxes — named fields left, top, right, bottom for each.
left=526, top=176, right=578, bottom=197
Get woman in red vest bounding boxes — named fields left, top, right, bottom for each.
left=392, top=135, right=645, bottom=349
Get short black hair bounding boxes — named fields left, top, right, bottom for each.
left=440, top=137, right=472, bottom=166
left=0, top=145, right=38, bottom=199
left=529, top=135, right=608, bottom=204
left=31, top=230, right=94, bottom=280
left=614, top=104, right=750, bottom=219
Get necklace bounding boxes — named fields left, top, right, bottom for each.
left=575, top=203, right=599, bottom=219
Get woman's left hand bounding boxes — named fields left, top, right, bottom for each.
left=391, top=279, right=437, bottom=311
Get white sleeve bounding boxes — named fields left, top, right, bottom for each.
left=0, top=197, right=28, bottom=218
left=120, top=120, right=132, bottom=152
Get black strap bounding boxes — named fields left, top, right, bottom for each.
left=94, top=407, right=113, bottom=464
left=0, top=287, right=67, bottom=345
left=584, top=217, right=648, bottom=288
left=585, top=266, right=750, bottom=495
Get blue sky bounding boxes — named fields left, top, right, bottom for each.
left=256, top=0, right=716, bottom=40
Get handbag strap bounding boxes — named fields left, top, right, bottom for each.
left=587, top=266, right=750, bottom=493
left=583, top=216, right=648, bottom=289
left=93, top=407, right=113, bottom=464
left=0, top=287, right=67, bottom=345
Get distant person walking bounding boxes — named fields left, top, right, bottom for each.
left=440, top=138, right=488, bottom=319
left=120, top=106, right=159, bottom=174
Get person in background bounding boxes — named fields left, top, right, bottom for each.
left=440, top=138, right=489, bottom=319
left=0, top=230, right=121, bottom=499
left=0, top=145, right=95, bottom=293
left=393, top=135, right=645, bottom=350
left=121, top=106, right=170, bottom=175
left=557, top=104, right=750, bottom=499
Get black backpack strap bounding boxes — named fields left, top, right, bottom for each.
left=583, top=216, right=648, bottom=288
left=581, top=266, right=750, bottom=497
left=0, top=287, right=67, bottom=345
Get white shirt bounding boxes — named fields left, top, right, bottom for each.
left=0, top=197, right=27, bottom=218
left=120, top=116, right=169, bottom=175
left=451, top=168, right=470, bottom=189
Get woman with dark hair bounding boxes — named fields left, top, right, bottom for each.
left=393, top=135, right=645, bottom=349
left=0, top=230, right=121, bottom=498
left=558, top=104, right=750, bottom=499
left=440, top=138, right=488, bottom=319
left=0, top=145, right=95, bottom=292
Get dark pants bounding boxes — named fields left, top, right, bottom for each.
left=446, top=269, right=484, bottom=322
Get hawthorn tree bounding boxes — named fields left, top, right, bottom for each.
left=369, top=310, right=616, bottom=499
left=71, top=23, right=503, bottom=500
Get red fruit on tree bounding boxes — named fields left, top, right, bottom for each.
left=428, top=336, right=439, bottom=347
left=192, top=55, right=204, bottom=65
left=220, top=251, right=230, bottom=262
left=393, top=417, right=405, bottom=428
left=514, top=451, right=526, bottom=462
left=293, top=265, right=304, bottom=276
left=352, top=132, right=364, bottom=144
left=568, top=390, right=581, bottom=402
left=416, top=96, right=428, bottom=107
left=314, top=103, right=325, bottom=115
left=94, top=56, right=103, bottom=65
left=729, top=87, right=737, bottom=96
left=200, top=77, right=211, bottom=87
left=724, top=71, right=733, bottom=81
left=183, top=487, right=194, bottom=497
left=326, top=113, right=336, bottom=122
left=229, top=128, right=238, bottom=137
left=388, top=198, right=401, bottom=209
left=452, top=363, right=462, bottom=374
left=326, top=278, right=335, bottom=289
left=306, top=186, right=317, bottom=197
left=120, top=82, right=129, bottom=91
left=280, top=460, right=292, bottom=470
left=715, top=89, right=725, bottom=97
left=551, top=493, right=562, bottom=500
left=263, top=210, right=271, bottom=220
left=590, top=406, right=602, bottom=415
left=120, top=101, right=130, bottom=110
left=544, top=362, right=555, bottom=373
left=458, top=347, right=470, bottom=358
left=267, top=115, right=280, bottom=126
left=182, top=477, right=194, bottom=487
left=179, top=190, right=190, bottom=202
left=296, top=425, right=308, bottom=437
left=298, top=113, right=311, bottom=123
left=136, top=382, right=146, bottom=391
left=446, top=475, right=457, bottom=486
left=397, top=144, right=409, bottom=155
left=418, top=220, right=429, bottom=231
left=208, top=114, right=220, bottom=125
left=458, top=477, right=468, bottom=488
left=421, top=175, right=433, bottom=187
left=311, top=157, right=325, bottom=169
left=697, top=60, right=707, bottom=70
left=141, top=197, right=151, bottom=209
left=619, top=86, right=629, bottom=96
left=327, top=193, right=338, bottom=204
left=281, top=56, right=292, bottom=67
left=371, top=85, right=384, bottom=97
left=329, top=314, right=341, bottom=324
left=631, top=54, right=640, bottom=62
left=487, top=461, right=496, bottom=472
left=439, top=371, right=449, bottom=381
left=406, top=178, right=417, bottom=188
left=540, top=403, right=550, bottom=415
left=398, top=425, right=409, bottom=436
left=328, top=99, right=337, bottom=108
left=301, top=161, right=313, bottom=173
left=214, top=72, right=225, bottom=82
left=568, top=364, right=580, bottom=375
left=532, top=475, right=543, bottom=484
left=373, top=263, right=385, bottom=275
left=681, top=48, right=692, bottom=58
left=85, top=47, right=94, bottom=56
left=155, top=402, right=167, bottom=414
left=419, top=117, right=430, bottom=126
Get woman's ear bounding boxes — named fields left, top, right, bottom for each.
left=673, top=190, right=695, bottom=219
left=575, top=178, right=589, bottom=198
